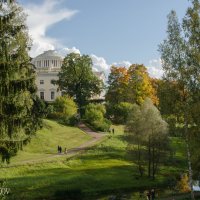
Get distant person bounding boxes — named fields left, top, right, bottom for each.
left=64, top=147, right=67, bottom=154
left=151, top=189, right=155, bottom=200
left=112, top=128, right=115, bottom=134
left=60, top=146, right=62, bottom=154
left=57, top=145, right=60, bottom=154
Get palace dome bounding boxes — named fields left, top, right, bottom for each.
left=32, top=50, right=63, bottom=69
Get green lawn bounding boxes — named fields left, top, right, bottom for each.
left=0, top=124, right=189, bottom=200
left=9, top=119, right=92, bottom=164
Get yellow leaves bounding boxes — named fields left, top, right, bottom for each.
left=176, top=174, right=191, bottom=193
left=107, top=64, right=159, bottom=105
left=110, top=66, right=129, bottom=85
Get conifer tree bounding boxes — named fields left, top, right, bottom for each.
left=0, top=0, right=41, bottom=163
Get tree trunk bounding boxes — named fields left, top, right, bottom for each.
left=138, top=143, right=143, bottom=177
left=184, top=113, right=195, bottom=200
left=152, top=147, right=155, bottom=180
left=148, top=136, right=151, bottom=178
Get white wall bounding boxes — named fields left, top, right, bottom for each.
left=36, top=72, right=61, bottom=102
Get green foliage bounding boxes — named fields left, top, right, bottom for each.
left=159, top=3, right=200, bottom=195
left=48, top=96, right=78, bottom=125
left=55, top=53, right=103, bottom=116
left=9, top=119, right=92, bottom=163
left=106, top=65, right=158, bottom=124
left=106, top=65, right=158, bottom=106
left=0, top=1, right=41, bottom=163
left=125, top=98, right=169, bottom=179
left=0, top=125, right=188, bottom=200
left=84, top=103, right=111, bottom=131
left=107, top=102, right=134, bottom=124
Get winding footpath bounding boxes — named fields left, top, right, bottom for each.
left=3, top=123, right=106, bottom=168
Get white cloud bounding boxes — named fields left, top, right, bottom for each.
left=58, top=47, right=81, bottom=56
left=147, top=58, right=164, bottom=79
left=24, top=0, right=78, bottom=57
left=90, top=54, right=110, bottom=72
left=112, top=61, right=132, bottom=68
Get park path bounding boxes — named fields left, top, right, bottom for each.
left=65, top=123, right=105, bottom=154
left=3, top=123, right=106, bottom=168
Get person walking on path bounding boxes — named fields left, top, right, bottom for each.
left=57, top=146, right=60, bottom=154
left=64, top=147, right=67, bottom=154
left=60, top=146, right=62, bottom=154
left=112, top=128, right=115, bottom=135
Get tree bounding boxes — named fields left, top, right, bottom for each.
left=54, top=96, right=77, bottom=118
left=106, top=66, right=129, bottom=104
left=106, top=65, right=158, bottom=123
left=108, top=102, right=134, bottom=124
left=141, top=99, right=169, bottom=179
left=157, top=80, right=184, bottom=136
left=127, top=64, right=159, bottom=105
left=106, top=65, right=158, bottom=106
left=0, top=1, right=41, bottom=162
left=47, top=96, right=78, bottom=125
left=183, top=1, right=200, bottom=194
left=159, top=2, right=200, bottom=197
left=125, top=99, right=169, bottom=179
left=84, top=103, right=111, bottom=131
left=55, top=53, right=103, bottom=116
left=125, top=104, right=145, bottom=177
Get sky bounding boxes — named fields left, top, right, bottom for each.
left=18, top=0, right=191, bottom=78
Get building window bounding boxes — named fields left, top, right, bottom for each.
left=51, top=91, right=55, bottom=100
left=40, top=80, right=44, bottom=84
left=40, top=92, right=44, bottom=100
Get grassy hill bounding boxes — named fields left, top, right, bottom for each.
left=10, top=119, right=92, bottom=164
left=0, top=123, right=190, bottom=200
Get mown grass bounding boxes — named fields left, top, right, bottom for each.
left=9, top=119, right=92, bottom=164
left=0, top=124, right=189, bottom=200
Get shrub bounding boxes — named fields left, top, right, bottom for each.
left=84, top=103, right=111, bottom=131
left=176, top=174, right=190, bottom=193
left=47, top=96, right=78, bottom=125
left=106, top=102, right=134, bottom=124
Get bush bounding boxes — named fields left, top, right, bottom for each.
left=47, top=96, right=78, bottom=126
left=92, top=119, right=112, bottom=132
left=106, top=102, right=134, bottom=124
left=84, top=103, right=111, bottom=131
left=176, top=174, right=190, bottom=193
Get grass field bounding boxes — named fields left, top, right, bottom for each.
left=9, top=119, right=92, bottom=165
left=0, top=123, right=190, bottom=200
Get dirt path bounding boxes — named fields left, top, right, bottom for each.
left=3, top=123, right=106, bottom=168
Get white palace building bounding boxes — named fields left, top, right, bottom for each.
left=32, top=50, right=105, bottom=102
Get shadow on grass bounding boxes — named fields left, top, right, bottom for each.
left=6, top=164, right=165, bottom=200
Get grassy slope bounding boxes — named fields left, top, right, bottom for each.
left=0, top=125, right=188, bottom=200
left=10, top=119, right=92, bottom=164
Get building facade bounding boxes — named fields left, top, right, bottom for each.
left=32, top=50, right=105, bottom=102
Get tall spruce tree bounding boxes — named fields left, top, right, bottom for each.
left=0, top=0, right=41, bottom=163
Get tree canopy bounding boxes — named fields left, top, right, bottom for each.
left=55, top=53, right=103, bottom=116
left=106, top=64, right=158, bottom=106
left=125, top=99, right=169, bottom=179
left=0, top=1, right=41, bottom=162
left=159, top=1, right=200, bottom=198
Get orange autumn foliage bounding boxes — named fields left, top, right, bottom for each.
left=106, top=64, right=159, bottom=105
